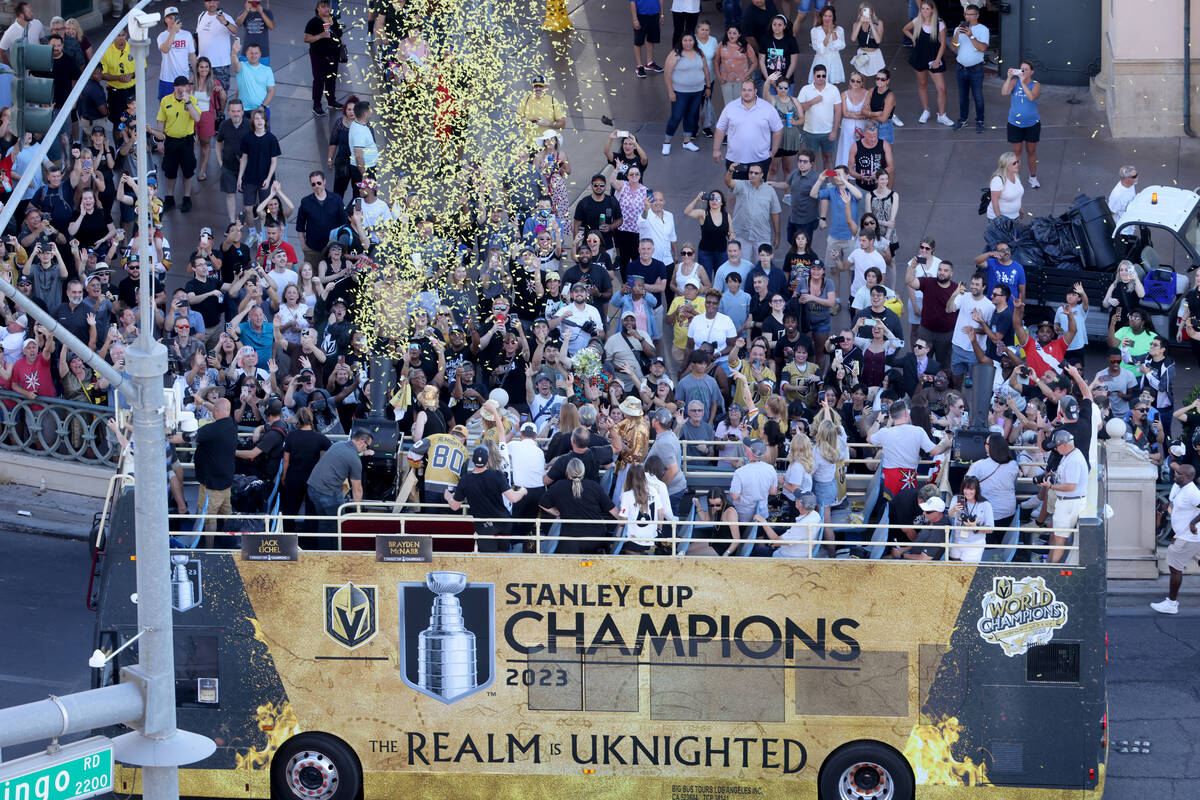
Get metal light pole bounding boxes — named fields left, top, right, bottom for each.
left=0, top=6, right=213, bottom=797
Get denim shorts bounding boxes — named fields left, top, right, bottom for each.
left=797, top=0, right=827, bottom=11
left=877, top=120, right=894, bottom=143
left=950, top=344, right=977, bottom=376
left=813, top=479, right=837, bottom=509
left=805, top=318, right=831, bottom=335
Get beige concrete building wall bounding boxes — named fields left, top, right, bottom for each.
left=1094, top=0, right=1200, bottom=137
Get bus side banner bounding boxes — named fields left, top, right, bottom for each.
left=114, top=550, right=1103, bottom=799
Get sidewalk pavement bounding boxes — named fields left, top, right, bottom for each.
left=0, top=483, right=98, bottom=541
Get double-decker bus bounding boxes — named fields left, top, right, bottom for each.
left=90, top=449, right=1108, bottom=800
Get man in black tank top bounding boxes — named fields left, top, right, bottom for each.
left=847, top=121, right=893, bottom=191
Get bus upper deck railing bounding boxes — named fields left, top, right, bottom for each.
left=158, top=506, right=1082, bottom=564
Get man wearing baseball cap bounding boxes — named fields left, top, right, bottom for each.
left=729, top=436, right=777, bottom=522
left=647, top=407, right=687, bottom=515
left=754, top=492, right=823, bottom=558
left=1041, top=428, right=1088, bottom=563
left=446, top=445, right=528, bottom=552
left=508, top=422, right=548, bottom=543
left=157, top=76, right=201, bottom=214
left=156, top=7, right=196, bottom=101
left=894, top=495, right=950, bottom=560
left=517, top=74, right=566, bottom=147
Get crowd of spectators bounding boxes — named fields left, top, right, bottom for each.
left=0, top=0, right=1185, bottom=563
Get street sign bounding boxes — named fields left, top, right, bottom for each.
left=0, top=737, right=112, bottom=800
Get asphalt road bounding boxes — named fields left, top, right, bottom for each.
left=0, top=530, right=1194, bottom=798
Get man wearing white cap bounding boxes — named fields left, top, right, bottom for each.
left=157, top=7, right=197, bottom=101
left=1041, top=428, right=1088, bottom=563
left=508, top=421, right=548, bottom=543
left=894, top=495, right=950, bottom=560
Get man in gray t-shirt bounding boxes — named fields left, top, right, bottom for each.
left=730, top=438, right=778, bottom=521
left=647, top=409, right=687, bottom=512
left=306, top=430, right=372, bottom=534
left=770, top=157, right=820, bottom=241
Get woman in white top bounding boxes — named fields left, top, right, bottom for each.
left=637, top=190, right=678, bottom=268
left=811, top=405, right=848, bottom=521
left=670, top=244, right=709, bottom=294
left=987, top=151, right=1024, bottom=220
left=965, top=433, right=1021, bottom=533
left=275, top=284, right=310, bottom=348
left=948, top=475, right=994, bottom=562
left=808, top=6, right=846, bottom=84
left=836, top=71, right=869, bottom=166
left=618, top=464, right=664, bottom=554
left=782, top=431, right=815, bottom=502
left=296, top=261, right=325, bottom=308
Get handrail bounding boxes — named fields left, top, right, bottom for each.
left=0, top=390, right=120, bottom=466
left=164, top=509, right=1081, bottom=561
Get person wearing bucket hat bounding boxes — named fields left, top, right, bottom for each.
left=611, top=395, right=651, bottom=495
left=411, top=383, right=447, bottom=440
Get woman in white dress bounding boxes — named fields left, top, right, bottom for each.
left=836, top=72, right=869, bottom=166
left=808, top=6, right=845, bottom=84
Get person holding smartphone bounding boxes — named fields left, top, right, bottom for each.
left=1001, top=60, right=1042, bottom=188
left=948, top=3, right=988, bottom=132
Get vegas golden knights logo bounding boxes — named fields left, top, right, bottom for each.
left=324, top=582, right=378, bottom=649
left=994, top=577, right=1013, bottom=599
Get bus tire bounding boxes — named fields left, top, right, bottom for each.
left=819, top=741, right=914, bottom=800
left=270, top=733, right=362, bottom=800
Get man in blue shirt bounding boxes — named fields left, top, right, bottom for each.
left=230, top=39, right=275, bottom=115
left=746, top=243, right=788, bottom=296
left=973, top=243, right=1026, bottom=308
left=712, top=239, right=752, bottom=289
left=811, top=167, right=862, bottom=277
left=719, top=272, right=752, bottom=335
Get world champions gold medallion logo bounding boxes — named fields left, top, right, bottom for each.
left=976, top=576, right=1068, bottom=656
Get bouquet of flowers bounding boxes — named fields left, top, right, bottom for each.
left=572, top=346, right=601, bottom=379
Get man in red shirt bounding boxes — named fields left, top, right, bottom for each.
left=10, top=328, right=57, bottom=446
left=1014, top=301, right=1076, bottom=378
left=254, top=218, right=298, bottom=269
left=905, top=257, right=957, bottom=369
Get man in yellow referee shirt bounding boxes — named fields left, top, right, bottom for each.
left=157, top=75, right=201, bottom=213
left=100, top=27, right=136, bottom=128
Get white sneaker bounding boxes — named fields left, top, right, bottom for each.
left=937, top=113, right=954, bottom=126
left=1151, top=598, right=1180, bottom=614
left=662, top=143, right=672, bottom=156
left=682, top=140, right=700, bottom=152
left=918, top=110, right=931, bottom=124
left=1029, top=176, right=1042, bottom=189
left=892, top=115, right=905, bottom=127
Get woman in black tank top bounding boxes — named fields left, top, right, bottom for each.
left=868, top=71, right=898, bottom=142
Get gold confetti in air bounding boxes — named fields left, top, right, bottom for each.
left=344, top=0, right=585, bottom=365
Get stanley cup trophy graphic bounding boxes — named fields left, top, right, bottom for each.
left=417, top=571, right=478, bottom=701
left=170, top=553, right=201, bottom=613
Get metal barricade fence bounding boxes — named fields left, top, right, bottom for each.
left=0, top=389, right=118, bottom=466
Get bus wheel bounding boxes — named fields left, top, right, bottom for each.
left=820, top=742, right=914, bottom=800
left=271, top=733, right=362, bottom=800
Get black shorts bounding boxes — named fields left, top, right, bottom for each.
left=220, top=165, right=239, bottom=194
left=776, top=148, right=798, bottom=157
left=162, top=134, right=196, bottom=179
left=633, top=14, right=660, bottom=46
left=1006, top=121, right=1041, bottom=143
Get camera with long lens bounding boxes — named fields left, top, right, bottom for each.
left=958, top=512, right=977, bottom=525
